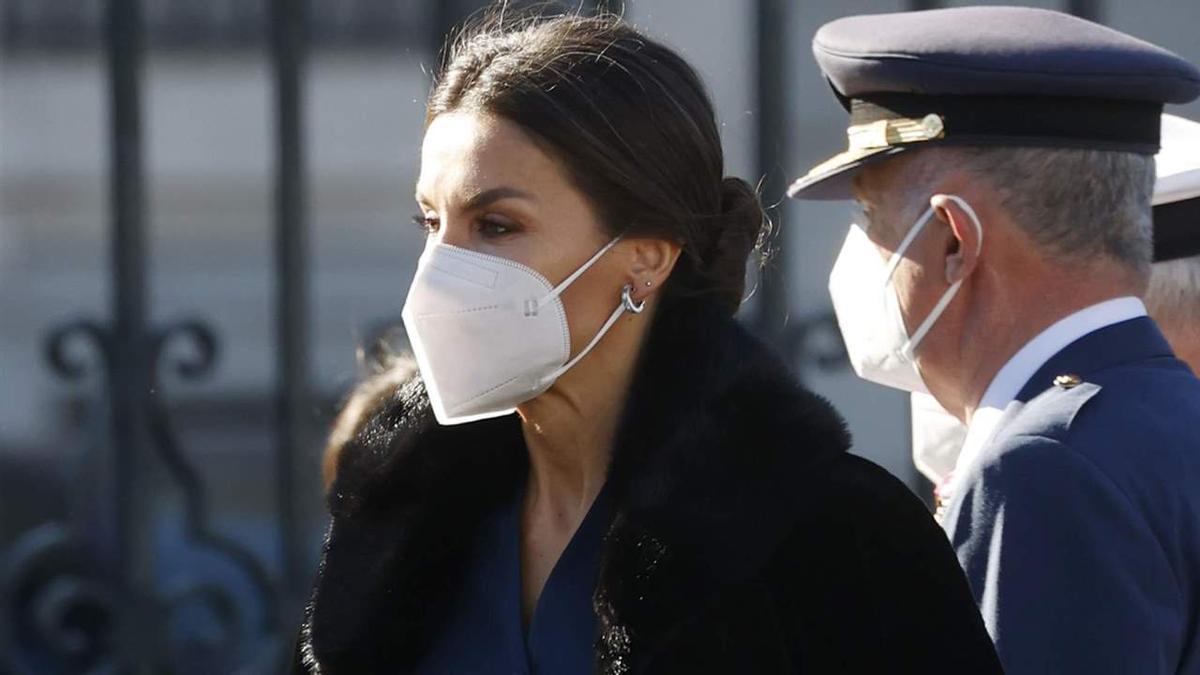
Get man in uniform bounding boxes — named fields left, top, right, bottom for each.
left=912, top=113, right=1200, bottom=508
left=788, top=7, right=1200, bottom=673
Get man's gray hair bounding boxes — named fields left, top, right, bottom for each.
left=1146, top=255, right=1200, bottom=335
left=916, top=147, right=1156, bottom=275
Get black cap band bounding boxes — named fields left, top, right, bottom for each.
left=849, top=94, right=1163, bottom=154
left=1154, top=196, right=1200, bottom=262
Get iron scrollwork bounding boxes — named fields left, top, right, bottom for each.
left=2, top=323, right=118, bottom=675
left=1, top=319, right=278, bottom=673
left=146, top=321, right=280, bottom=667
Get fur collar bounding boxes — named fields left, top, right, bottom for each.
left=300, top=299, right=851, bottom=674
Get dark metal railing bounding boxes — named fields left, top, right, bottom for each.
left=2, top=0, right=279, bottom=671
left=1067, top=0, right=1104, bottom=22
left=752, top=0, right=848, bottom=373
left=0, top=0, right=608, bottom=672
left=753, top=0, right=790, bottom=343
left=270, top=0, right=311, bottom=629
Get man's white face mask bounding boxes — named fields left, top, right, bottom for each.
left=827, top=194, right=983, bottom=393
left=401, top=236, right=639, bottom=426
left=910, top=391, right=968, bottom=485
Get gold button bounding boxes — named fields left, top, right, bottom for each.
left=1053, top=373, right=1083, bottom=389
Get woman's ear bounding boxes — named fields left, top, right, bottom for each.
left=626, top=238, right=682, bottom=301
left=931, top=194, right=983, bottom=285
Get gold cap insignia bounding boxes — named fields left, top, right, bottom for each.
left=846, top=113, right=945, bottom=152
left=797, top=114, right=947, bottom=184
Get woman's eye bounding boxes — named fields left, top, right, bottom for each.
left=411, top=213, right=439, bottom=234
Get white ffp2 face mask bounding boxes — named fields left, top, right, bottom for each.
left=910, top=390, right=968, bottom=485
left=401, top=237, right=636, bottom=426
left=827, top=195, right=982, bottom=393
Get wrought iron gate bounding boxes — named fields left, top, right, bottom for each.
left=2, top=1, right=315, bottom=671
left=0, top=1, right=622, bottom=673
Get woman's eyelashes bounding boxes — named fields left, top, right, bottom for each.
left=410, top=211, right=521, bottom=239
left=412, top=213, right=440, bottom=234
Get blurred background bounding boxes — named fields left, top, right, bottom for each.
left=1, top=0, right=1198, bottom=672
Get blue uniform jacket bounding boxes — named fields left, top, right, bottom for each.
left=944, top=316, right=1200, bottom=674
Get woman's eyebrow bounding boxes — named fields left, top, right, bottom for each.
left=462, top=186, right=536, bottom=210
left=414, top=186, right=536, bottom=211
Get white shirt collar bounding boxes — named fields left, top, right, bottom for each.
left=951, top=296, right=1147, bottom=486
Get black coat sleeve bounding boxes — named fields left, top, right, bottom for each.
left=766, top=453, right=1004, bottom=674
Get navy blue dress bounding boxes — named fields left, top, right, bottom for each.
left=417, top=485, right=612, bottom=674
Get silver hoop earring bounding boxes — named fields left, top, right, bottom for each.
left=622, top=283, right=646, bottom=314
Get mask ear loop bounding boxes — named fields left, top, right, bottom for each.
left=883, top=207, right=936, bottom=284
left=543, top=282, right=640, bottom=383
left=900, top=195, right=983, bottom=360
left=536, top=236, right=624, bottom=310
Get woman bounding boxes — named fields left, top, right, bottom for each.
left=294, top=11, right=1001, bottom=675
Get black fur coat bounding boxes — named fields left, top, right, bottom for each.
left=294, top=300, right=1002, bottom=674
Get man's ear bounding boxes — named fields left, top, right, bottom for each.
left=931, top=194, right=983, bottom=285
left=625, top=238, right=681, bottom=301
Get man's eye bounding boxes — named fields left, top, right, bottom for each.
left=411, top=213, right=439, bottom=234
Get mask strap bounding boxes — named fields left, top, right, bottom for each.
left=538, top=236, right=623, bottom=309
left=900, top=195, right=984, bottom=359
left=883, top=207, right=935, bottom=283
left=543, top=284, right=636, bottom=383
left=902, top=279, right=964, bottom=360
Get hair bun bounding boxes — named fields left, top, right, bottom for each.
left=698, top=177, right=768, bottom=313
left=721, top=177, right=765, bottom=238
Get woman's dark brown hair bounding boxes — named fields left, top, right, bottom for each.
left=428, top=8, right=768, bottom=315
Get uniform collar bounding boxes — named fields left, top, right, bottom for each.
left=950, top=297, right=1149, bottom=493
left=1016, top=309, right=1174, bottom=402
left=981, top=296, right=1147, bottom=412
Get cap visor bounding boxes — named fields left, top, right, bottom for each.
left=787, top=145, right=913, bottom=200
